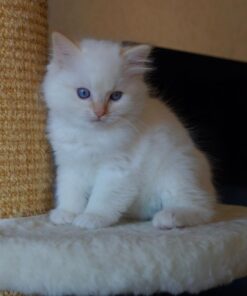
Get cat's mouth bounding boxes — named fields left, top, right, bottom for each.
left=90, top=117, right=109, bottom=125
left=90, top=115, right=117, bottom=125
left=91, top=117, right=106, bottom=123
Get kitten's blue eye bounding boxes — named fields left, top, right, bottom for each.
left=77, top=87, right=90, bottom=99
left=110, top=91, right=123, bottom=101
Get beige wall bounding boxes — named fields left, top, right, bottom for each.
left=48, top=0, right=247, bottom=62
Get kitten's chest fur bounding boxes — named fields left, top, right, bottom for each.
left=48, top=116, right=136, bottom=166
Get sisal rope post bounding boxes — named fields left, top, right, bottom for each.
left=0, top=0, right=53, bottom=218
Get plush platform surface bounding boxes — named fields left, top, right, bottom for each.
left=0, top=204, right=247, bottom=295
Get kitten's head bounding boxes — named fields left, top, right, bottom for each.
left=43, top=32, right=152, bottom=128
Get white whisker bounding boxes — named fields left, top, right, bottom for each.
left=120, top=117, right=142, bottom=135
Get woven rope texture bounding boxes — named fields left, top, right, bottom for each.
left=0, top=0, right=52, bottom=218
left=0, top=292, right=22, bottom=296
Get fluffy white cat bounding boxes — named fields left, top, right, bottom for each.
left=43, top=32, right=217, bottom=230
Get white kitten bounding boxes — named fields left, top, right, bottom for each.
left=43, top=32, right=217, bottom=230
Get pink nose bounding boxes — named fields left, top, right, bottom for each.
left=94, top=107, right=107, bottom=119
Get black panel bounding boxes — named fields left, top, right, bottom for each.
left=147, top=48, right=247, bottom=205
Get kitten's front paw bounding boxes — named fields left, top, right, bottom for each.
left=73, top=213, right=115, bottom=229
left=50, top=208, right=77, bottom=225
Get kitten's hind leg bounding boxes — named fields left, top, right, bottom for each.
left=152, top=207, right=214, bottom=229
left=153, top=154, right=216, bottom=229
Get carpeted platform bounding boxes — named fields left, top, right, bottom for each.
left=0, top=204, right=247, bottom=295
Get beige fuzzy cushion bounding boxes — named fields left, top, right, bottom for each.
left=0, top=0, right=52, bottom=219
left=0, top=204, right=247, bottom=295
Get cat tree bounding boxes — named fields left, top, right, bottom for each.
left=0, top=1, right=247, bottom=295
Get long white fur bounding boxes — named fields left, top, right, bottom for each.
left=43, top=32, right=217, bottom=230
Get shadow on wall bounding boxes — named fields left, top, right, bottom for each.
left=148, top=48, right=247, bottom=206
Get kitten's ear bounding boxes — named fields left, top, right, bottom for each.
left=122, top=44, right=152, bottom=75
left=52, top=32, right=80, bottom=68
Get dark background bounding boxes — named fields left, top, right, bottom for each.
left=148, top=47, right=247, bottom=206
